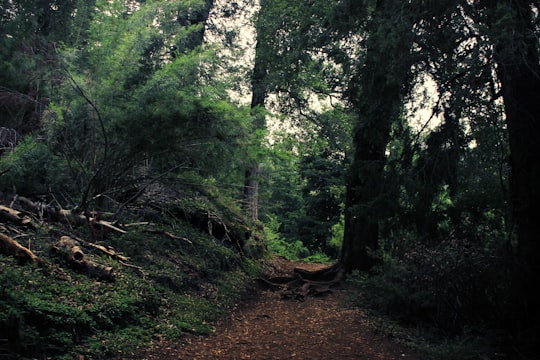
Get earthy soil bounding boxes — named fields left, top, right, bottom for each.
left=121, top=257, right=420, bottom=360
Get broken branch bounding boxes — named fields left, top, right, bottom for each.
left=0, top=232, right=38, bottom=264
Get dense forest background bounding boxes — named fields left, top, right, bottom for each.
left=1, top=0, right=539, bottom=358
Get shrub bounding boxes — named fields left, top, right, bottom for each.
left=264, top=214, right=310, bottom=260
left=349, top=239, right=513, bottom=334
left=0, top=137, right=73, bottom=195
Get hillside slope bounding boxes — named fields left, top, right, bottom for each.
left=0, top=185, right=264, bottom=359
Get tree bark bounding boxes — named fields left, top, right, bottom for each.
left=486, top=0, right=540, bottom=329
left=341, top=0, right=415, bottom=272
left=243, top=164, right=261, bottom=222
left=243, top=2, right=268, bottom=222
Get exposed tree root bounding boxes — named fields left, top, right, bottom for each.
left=256, top=263, right=345, bottom=301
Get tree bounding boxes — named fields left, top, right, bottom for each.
left=341, top=0, right=418, bottom=271
left=473, top=0, right=540, bottom=330
left=337, top=0, right=539, bottom=342
left=0, top=0, right=93, bottom=134
left=243, top=0, right=268, bottom=222
left=245, top=0, right=365, bottom=242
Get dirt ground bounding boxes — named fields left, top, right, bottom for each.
left=120, top=257, right=420, bottom=360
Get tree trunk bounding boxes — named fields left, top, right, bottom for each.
left=243, top=164, right=261, bottom=222
left=341, top=0, right=415, bottom=272
left=487, top=0, right=540, bottom=329
left=243, top=2, right=268, bottom=222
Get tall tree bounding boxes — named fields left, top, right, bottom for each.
left=243, top=0, right=267, bottom=222
left=474, top=0, right=540, bottom=328
left=244, top=0, right=361, bottom=223
left=341, top=0, right=417, bottom=271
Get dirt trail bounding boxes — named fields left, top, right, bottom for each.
left=124, top=257, right=419, bottom=360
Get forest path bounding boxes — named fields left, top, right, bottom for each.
left=126, top=257, right=420, bottom=360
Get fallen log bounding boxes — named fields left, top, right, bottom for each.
left=50, top=236, right=115, bottom=282
left=0, top=232, right=38, bottom=264
left=14, top=196, right=126, bottom=236
left=0, top=205, right=37, bottom=229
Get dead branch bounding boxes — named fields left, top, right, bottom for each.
left=0, top=205, right=38, bottom=229
left=71, top=235, right=129, bottom=262
left=91, top=219, right=127, bottom=235
left=144, top=228, right=193, bottom=244
left=124, top=222, right=151, bottom=227
left=0, top=232, right=39, bottom=264
left=118, top=260, right=146, bottom=278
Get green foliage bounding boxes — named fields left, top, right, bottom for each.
left=329, top=213, right=344, bottom=252
left=297, top=151, right=345, bottom=255
left=4, top=0, right=252, bottom=210
left=263, top=212, right=334, bottom=263
left=123, top=58, right=252, bottom=176
left=260, top=106, right=351, bottom=259
left=263, top=214, right=309, bottom=260
left=0, top=138, right=73, bottom=195
left=302, top=252, right=333, bottom=264
left=348, top=239, right=514, bottom=336
left=0, top=217, right=255, bottom=359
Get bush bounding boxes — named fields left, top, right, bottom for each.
left=0, top=137, right=73, bottom=195
left=349, top=239, right=513, bottom=334
left=264, top=214, right=310, bottom=260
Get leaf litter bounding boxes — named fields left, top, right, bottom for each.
left=118, top=257, right=419, bottom=360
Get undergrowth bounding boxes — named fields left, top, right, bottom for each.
left=0, top=211, right=260, bottom=359
left=263, top=214, right=333, bottom=264
left=344, top=239, right=526, bottom=360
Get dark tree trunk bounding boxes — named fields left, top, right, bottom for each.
left=341, top=0, right=415, bottom=272
left=487, top=0, right=540, bottom=329
left=243, top=3, right=268, bottom=222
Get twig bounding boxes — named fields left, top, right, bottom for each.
left=144, top=228, right=193, bottom=244
left=119, top=260, right=146, bottom=278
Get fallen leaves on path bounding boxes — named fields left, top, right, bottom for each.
left=120, top=258, right=419, bottom=360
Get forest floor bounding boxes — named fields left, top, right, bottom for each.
left=121, top=256, right=421, bottom=360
